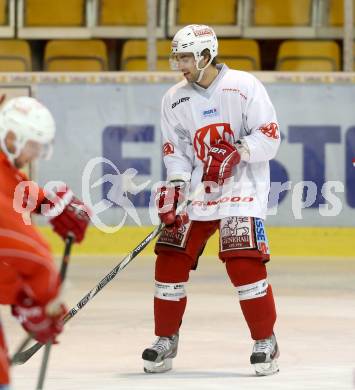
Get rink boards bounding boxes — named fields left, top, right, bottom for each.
left=1, top=71, right=355, bottom=229
left=2, top=72, right=355, bottom=259
left=38, top=225, right=355, bottom=258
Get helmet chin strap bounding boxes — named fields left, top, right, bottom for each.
left=0, top=134, right=24, bottom=165
left=196, top=68, right=205, bottom=83
left=195, top=56, right=213, bottom=83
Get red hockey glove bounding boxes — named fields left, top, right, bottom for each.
left=40, top=187, right=90, bottom=243
left=156, top=182, right=189, bottom=230
left=12, top=296, right=66, bottom=344
left=202, top=140, right=241, bottom=185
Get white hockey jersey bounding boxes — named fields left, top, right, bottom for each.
left=161, top=64, right=280, bottom=221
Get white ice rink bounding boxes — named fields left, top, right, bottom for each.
left=2, top=255, right=355, bottom=390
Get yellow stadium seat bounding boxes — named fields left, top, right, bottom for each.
left=327, top=0, right=355, bottom=26
left=0, top=0, right=6, bottom=25
left=25, top=0, right=85, bottom=26
left=276, top=40, right=340, bottom=71
left=177, top=0, right=237, bottom=25
left=44, top=40, right=108, bottom=71
left=99, top=0, right=146, bottom=26
left=0, top=40, right=31, bottom=71
left=218, top=39, right=260, bottom=70
left=253, top=0, right=312, bottom=26
left=121, top=40, right=171, bottom=71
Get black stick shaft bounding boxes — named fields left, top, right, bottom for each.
left=35, top=342, right=52, bottom=390
left=59, top=235, right=74, bottom=281
left=35, top=235, right=74, bottom=390
left=10, top=336, right=32, bottom=365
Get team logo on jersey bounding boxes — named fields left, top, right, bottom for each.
left=163, top=142, right=174, bottom=156
left=202, top=108, right=218, bottom=118
left=193, top=123, right=235, bottom=162
left=259, top=122, right=279, bottom=140
left=171, top=97, right=190, bottom=109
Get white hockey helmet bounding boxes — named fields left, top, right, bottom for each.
left=0, top=96, right=56, bottom=163
left=170, top=24, right=218, bottom=71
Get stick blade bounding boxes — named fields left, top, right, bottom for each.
left=11, top=342, right=43, bottom=365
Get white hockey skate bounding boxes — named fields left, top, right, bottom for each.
left=250, top=333, right=279, bottom=376
left=142, top=333, right=179, bottom=373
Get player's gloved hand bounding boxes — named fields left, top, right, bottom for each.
left=156, top=182, right=189, bottom=230
left=202, top=140, right=241, bottom=185
left=12, top=294, right=67, bottom=344
left=40, top=186, right=90, bottom=243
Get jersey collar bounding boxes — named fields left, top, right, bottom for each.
left=192, top=63, right=229, bottom=99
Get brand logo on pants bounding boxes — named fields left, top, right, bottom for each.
left=157, top=221, right=192, bottom=248
left=220, top=216, right=255, bottom=252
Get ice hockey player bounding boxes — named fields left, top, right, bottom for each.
left=0, top=96, right=90, bottom=389
left=142, top=24, right=280, bottom=376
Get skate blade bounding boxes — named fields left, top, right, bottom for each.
left=253, top=359, right=279, bottom=376
left=143, top=358, right=172, bottom=373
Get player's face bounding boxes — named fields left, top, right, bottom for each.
left=14, top=140, right=45, bottom=169
left=174, top=53, right=201, bottom=83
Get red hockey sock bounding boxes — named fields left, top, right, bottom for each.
left=154, top=297, right=187, bottom=336
left=154, top=251, right=192, bottom=336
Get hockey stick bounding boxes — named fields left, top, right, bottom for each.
left=10, top=235, right=74, bottom=367
left=11, top=184, right=202, bottom=365
left=35, top=234, right=74, bottom=390
left=10, top=335, right=32, bottom=364
left=12, top=224, right=163, bottom=365
left=35, top=343, right=52, bottom=390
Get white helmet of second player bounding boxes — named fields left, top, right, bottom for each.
left=170, top=24, right=218, bottom=71
left=0, top=96, right=56, bottom=163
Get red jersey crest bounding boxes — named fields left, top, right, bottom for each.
left=193, top=123, right=235, bottom=162
left=259, top=122, right=279, bottom=140
left=163, top=142, right=174, bottom=156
